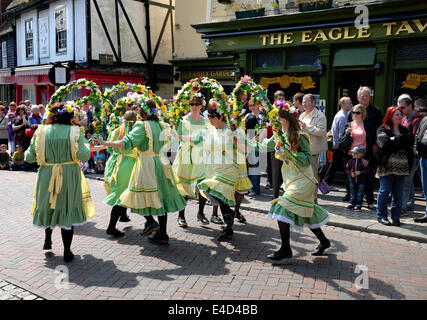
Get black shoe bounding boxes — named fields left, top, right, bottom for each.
left=414, top=216, right=427, bottom=223
left=106, top=228, right=125, bottom=238
left=64, top=251, right=74, bottom=263
left=312, top=240, right=331, bottom=256
left=197, top=213, right=210, bottom=225
left=235, top=212, right=247, bottom=223
left=265, top=183, right=272, bottom=189
left=119, top=214, right=131, bottom=222
left=148, top=231, right=169, bottom=244
left=267, top=249, right=293, bottom=260
left=43, top=241, right=52, bottom=250
left=378, top=218, right=392, bottom=226
left=210, top=215, right=224, bottom=224
left=217, top=228, right=233, bottom=241
left=342, top=194, right=350, bottom=202
left=177, top=216, right=188, bottom=228
left=392, top=219, right=401, bottom=227
left=140, top=221, right=160, bottom=237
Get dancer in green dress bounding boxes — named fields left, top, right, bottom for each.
left=173, top=95, right=210, bottom=228
left=103, top=111, right=142, bottom=237
left=96, top=100, right=186, bottom=244
left=25, top=103, right=95, bottom=262
left=253, top=104, right=331, bottom=260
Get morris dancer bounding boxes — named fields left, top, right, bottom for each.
left=252, top=104, right=331, bottom=260
left=103, top=111, right=139, bottom=237
left=25, top=103, right=96, bottom=262
left=96, top=100, right=186, bottom=244
left=173, top=94, right=210, bottom=228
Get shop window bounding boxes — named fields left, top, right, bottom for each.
left=288, top=47, right=320, bottom=67
left=397, top=43, right=427, bottom=62
left=255, top=52, right=283, bottom=69
left=25, top=19, right=33, bottom=59
left=2, top=41, right=7, bottom=68
left=55, top=7, right=67, bottom=53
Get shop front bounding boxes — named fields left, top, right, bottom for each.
left=193, top=0, right=427, bottom=124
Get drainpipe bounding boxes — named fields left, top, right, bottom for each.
left=144, top=0, right=154, bottom=90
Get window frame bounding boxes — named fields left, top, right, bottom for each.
left=25, top=19, right=34, bottom=59
left=55, top=7, right=67, bottom=54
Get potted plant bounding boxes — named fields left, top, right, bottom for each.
left=233, top=1, right=265, bottom=19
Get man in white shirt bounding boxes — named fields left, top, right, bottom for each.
left=324, top=97, right=353, bottom=189
left=299, top=94, right=328, bottom=203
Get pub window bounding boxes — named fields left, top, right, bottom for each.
left=255, top=52, right=283, bottom=69
left=2, top=41, right=7, bottom=68
left=25, top=19, right=33, bottom=58
left=55, top=7, right=67, bottom=53
left=397, top=43, right=427, bottom=62
left=287, top=47, right=320, bottom=67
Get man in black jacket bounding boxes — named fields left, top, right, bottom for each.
left=347, top=86, right=382, bottom=209
left=414, top=116, right=427, bottom=223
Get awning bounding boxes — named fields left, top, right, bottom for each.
left=333, top=47, right=376, bottom=67
left=0, top=68, right=12, bottom=77
left=14, top=64, right=53, bottom=77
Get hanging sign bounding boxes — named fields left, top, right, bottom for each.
left=259, top=74, right=316, bottom=90
left=401, top=74, right=427, bottom=90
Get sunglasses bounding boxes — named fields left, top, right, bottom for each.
left=207, top=114, right=216, bottom=119
left=353, top=111, right=361, bottom=115
left=189, top=103, right=201, bottom=106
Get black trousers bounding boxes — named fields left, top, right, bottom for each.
left=271, top=152, right=283, bottom=199
left=324, top=149, right=345, bottom=185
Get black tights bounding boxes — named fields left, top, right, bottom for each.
left=144, top=214, right=167, bottom=234
left=276, top=221, right=329, bottom=252
left=61, top=227, right=74, bottom=254
left=107, top=205, right=126, bottom=231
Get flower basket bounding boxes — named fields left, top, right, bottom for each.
left=298, top=0, right=332, bottom=12
left=235, top=8, right=265, bottom=19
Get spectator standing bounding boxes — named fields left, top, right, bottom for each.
left=271, top=90, right=286, bottom=199
left=0, top=105, right=8, bottom=147
left=38, top=104, right=47, bottom=121
left=324, top=97, right=353, bottom=188
left=414, top=98, right=427, bottom=116
left=414, top=115, right=427, bottom=223
left=299, top=94, right=328, bottom=203
left=240, top=93, right=250, bottom=116
left=345, top=146, right=369, bottom=211
left=12, top=105, right=30, bottom=151
left=245, top=98, right=261, bottom=196
left=348, top=86, right=382, bottom=209
left=292, top=92, right=305, bottom=113
left=6, top=102, right=16, bottom=154
left=28, top=105, right=42, bottom=137
left=24, top=100, right=31, bottom=113
left=376, top=107, right=413, bottom=227
left=398, top=94, right=424, bottom=214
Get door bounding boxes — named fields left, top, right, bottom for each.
left=335, top=69, right=375, bottom=113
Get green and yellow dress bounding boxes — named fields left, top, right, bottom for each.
left=256, top=132, right=330, bottom=231
left=25, top=124, right=95, bottom=229
left=172, top=114, right=207, bottom=198
left=197, top=124, right=241, bottom=206
left=234, top=130, right=252, bottom=194
left=119, top=120, right=186, bottom=215
left=103, top=127, right=138, bottom=206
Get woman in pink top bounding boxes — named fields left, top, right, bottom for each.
left=346, top=104, right=367, bottom=154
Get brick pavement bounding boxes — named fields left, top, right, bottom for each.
left=1, top=170, right=427, bottom=300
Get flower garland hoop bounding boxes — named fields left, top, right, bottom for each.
left=102, top=82, right=147, bottom=112
left=46, top=79, right=105, bottom=132
left=169, top=77, right=229, bottom=129
left=231, top=75, right=272, bottom=130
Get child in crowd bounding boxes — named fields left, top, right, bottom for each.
left=85, top=130, right=96, bottom=173
left=345, top=146, right=369, bottom=211
left=11, top=144, right=30, bottom=171
left=0, top=144, right=10, bottom=170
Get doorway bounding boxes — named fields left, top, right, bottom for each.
left=335, top=69, right=375, bottom=112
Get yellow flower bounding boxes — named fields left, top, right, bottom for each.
left=66, top=105, right=73, bottom=113
left=268, top=108, right=279, bottom=118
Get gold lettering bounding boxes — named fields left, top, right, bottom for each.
left=283, top=32, right=294, bottom=44
left=357, top=27, right=371, bottom=39
left=301, top=31, right=313, bottom=43
left=260, top=34, right=269, bottom=46
left=313, top=29, right=328, bottom=42
left=328, top=27, right=342, bottom=41
left=395, top=21, right=415, bottom=35
left=383, top=22, right=397, bottom=36
left=343, top=27, right=357, bottom=39
left=413, top=19, right=427, bottom=32
left=270, top=33, right=282, bottom=45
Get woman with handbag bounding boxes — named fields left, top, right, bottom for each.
left=376, top=107, right=413, bottom=227
left=12, top=105, right=30, bottom=151
left=252, top=104, right=331, bottom=260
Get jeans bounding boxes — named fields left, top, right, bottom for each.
left=248, top=150, right=260, bottom=194
left=376, top=174, right=406, bottom=221
left=248, top=174, right=260, bottom=194
left=402, top=157, right=419, bottom=211
left=419, top=157, right=427, bottom=218
left=349, top=180, right=365, bottom=206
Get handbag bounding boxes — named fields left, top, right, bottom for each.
left=338, top=131, right=353, bottom=152
left=317, top=180, right=331, bottom=195
left=25, top=128, right=35, bottom=138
